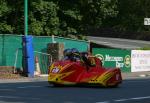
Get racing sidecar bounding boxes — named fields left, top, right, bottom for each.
left=48, top=49, right=122, bottom=87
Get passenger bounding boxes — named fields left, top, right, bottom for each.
left=81, top=52, right=96, bottom=67
left=81, top=52, right=90, bottom=65
left=88, top=57, right=96, bottom=66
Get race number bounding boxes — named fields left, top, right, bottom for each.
left=52, top=67, right=60, bottom=73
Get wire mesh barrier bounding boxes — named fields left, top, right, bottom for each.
left=0, top=34, right=89, bottom=74
left=34, top=51, right=52, bottom=74
left=0, top=34, right=22, bottom=67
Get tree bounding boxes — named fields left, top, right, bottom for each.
left=0, top=0, right=13, bottom=33
left=0, top=0, right=118, bottom=38
left=113, top=0, right=150, bottom=32
left=29, top=0, right=59, bottom=36
left=57, top=0, right=118, bottom=37
left=80, top=0, right=118, bottom=33
left=57, top=0, right=82, bottom=36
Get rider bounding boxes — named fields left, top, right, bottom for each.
left=63, top=48, right=80, bottom=61
left=70, top=48, right=80, bottom=61
left=63, top=48, right=72, bottom=60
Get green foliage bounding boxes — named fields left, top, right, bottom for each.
left=138, top=46, right=150, bottom=50
left=80, top=0, right=118, bottom=31
left=29, top=19, right=43, bottom=35
left=0, top=0, right=13, bottom=33
left=113, top=0, right=150, bottom=32
left=0, top=0, right=118, bottom=38
left=0, top=23, right=13, bottom=33
left=1, top=0, right=149, bottom=40
left=0, top=0, right=10, bottom=17
left=29, top=0, right=59, bottom=35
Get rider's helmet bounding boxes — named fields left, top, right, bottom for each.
left=71, top=48, right=80, bottom=61
left=71, top=48, right=79, bottom=54
left=64, top=48, right=72, bottom=56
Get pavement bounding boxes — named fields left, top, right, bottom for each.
left=0, top=75, right=48, bottom=83
left=0, top=72, right=150, bottom=83
left=122, top=71, right=150, bottom=79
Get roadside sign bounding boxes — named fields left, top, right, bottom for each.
left=93, top=48, right=131, bottom=72
left=144, top=18, right=150, bottom=25
left=131, top=50, right=150, bottom=72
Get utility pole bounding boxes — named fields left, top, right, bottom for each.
left=23, top=0, right=35, bottom=77
left=24, top=0, right=28, bottom=36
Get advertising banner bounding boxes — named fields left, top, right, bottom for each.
left=131, top=50, right=150, bottom=72
left=93, top=48, right=131, bottom=72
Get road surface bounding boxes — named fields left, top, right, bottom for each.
left=87, top=36, right=150, bottom=49
left=0, top=78, right=150, bottom=103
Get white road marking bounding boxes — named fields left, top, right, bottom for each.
left=96, top=96, right=150, bottom=103
left=96, top=101, right=110, bottom=103
left=115, top=99, right=129, bottom=102
left=132, top=96, right=150, bottom=100
left=115, top=96, right=150, bottom=102
left=0, top=96, right=18, bottom=99
left=0, top=89, right=14, bottom=91
left=0, top=95, right=40, bottom=100
left=17, top=85, right=43, bottom=88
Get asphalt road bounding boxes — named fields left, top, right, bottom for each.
left=0, top=78, right=150, bottom=103
left=87, top=36, right=150, bottom=49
